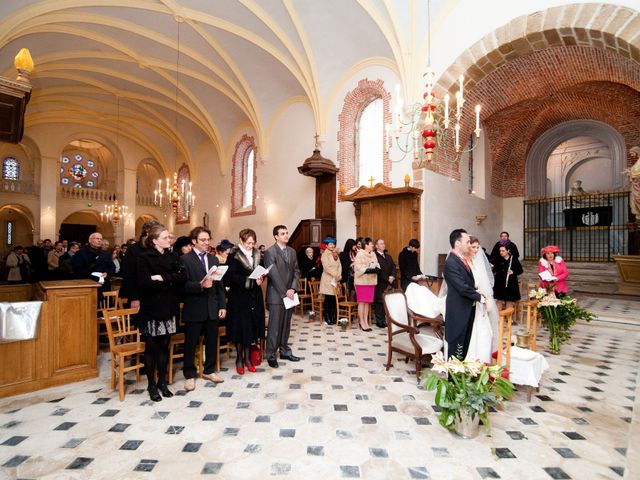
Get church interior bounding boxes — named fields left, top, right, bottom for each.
left=0, top=1, right=639, bottom=478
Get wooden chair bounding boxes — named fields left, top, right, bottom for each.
left=308, top=280, right=323, bottom=322
left=516, top=299, right=538, bottom=351
left=383, top=290, right=444, bottom=381
left=296, top=278, right=313, bottom=316
left=495, top=307, right=515, bottom=368
left=98, top=290, right=120, bottom=345
left=102, top=307, right=145, bottom=401
left=216, top=324, right=233, bottom=372
left=333, top=284, right=357, bottom=328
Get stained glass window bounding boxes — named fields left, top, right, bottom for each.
left=6, top=221, right=12, bottom=246
left=243, top=148, right=255, bottom=208
left=2, top=157, right=19, bottom=180
left=357, top=98, right=383, bottom=187
left=59, top=152, right=100, bottom=188
left=176, top=164, right=191, bottom=223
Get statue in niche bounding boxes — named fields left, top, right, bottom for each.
left=626, top=147, right=640, bottom=217
left=568, top=180, right=587, bottom=199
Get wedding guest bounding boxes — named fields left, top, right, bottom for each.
left=47, top=241, right=65, bottom=278
left=6, top=246, right=31, bottom=284
left=353, top=237, right=378, bottom=331
left=299, top=246, right=321, bottom=281
left=225, top=228, right=266, bottom=375
left=72, top=232, right=115, bottom=298
left=59, top=242, right=80, bottom=278
left=538, top=245, right=569, bottom=297
left=264, top=224, right=300, bottom=368
left=340, top=239, right=356, bottom=298
left=215, top=239, right=233, bottom=265
left=319, top=237, right=342, bottom=325
left=173, top=235, right=193, bottom=256
left=373, top=238, right=395, bottom=328
left=120, top=221, right=162, bottom=309
left=111, top=246, right=121, bottom=275
left=398, top=239, right=423, bottom=291
left=181, top=226, right=226, bottom=390
left=493, top=245, right=523, bottom=309
left=136, top=225, right=186, bottom=401
left=489, top=231, right=520, bottom=265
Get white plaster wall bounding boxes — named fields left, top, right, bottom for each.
left=190, top=101, right=316, bottom=248
left=502, top=197, right=525, bottom=258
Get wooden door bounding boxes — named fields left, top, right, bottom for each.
left=344, top=184, right=421, bottom=262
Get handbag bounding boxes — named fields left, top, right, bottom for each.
left=364, top=266, right=381, bottom=274
left=250, top=344, right=262, bottom=366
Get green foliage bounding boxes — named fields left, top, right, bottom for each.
left=424, top=352, right=515, bottom=432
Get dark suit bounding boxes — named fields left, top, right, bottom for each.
left=180, top=249, right=226, bottom=379
left=443, top=252, right=481, bottom=359
left=263, top=243, right=299, bottom=361
left=374, top=251, right=395, bottom=326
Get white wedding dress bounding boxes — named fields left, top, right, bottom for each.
left=464, top=250, right=498, bottom=364
left=406, top=249, right=497, bottom=364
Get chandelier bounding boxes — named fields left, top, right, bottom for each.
left=386, top=0, right=482, bottom=165
left=153, top=16, right=195, bottom=217
left=101, top=199, right=132, bottom=225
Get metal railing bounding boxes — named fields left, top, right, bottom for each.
left=523, top=191, right=630, bottom=262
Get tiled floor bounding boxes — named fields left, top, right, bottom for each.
left=0, top=297, right=638, bottom=480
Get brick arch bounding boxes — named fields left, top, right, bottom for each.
left=230, top=134, right=257, bottom=217
left=486, top=80, right=640, bottom=197
left=437, top=3, right=640, bottom=95
left=337, top=79, right=392, bottom=197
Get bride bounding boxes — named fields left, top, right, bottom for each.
left=463, top=236, right=499, bottom=363
left=405, top=236, right=498, bottom=363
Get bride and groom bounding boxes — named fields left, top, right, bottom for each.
left=407, top=228, right=498, bottom=363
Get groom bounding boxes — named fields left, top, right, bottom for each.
left=443, top=229, right=485, bottom=359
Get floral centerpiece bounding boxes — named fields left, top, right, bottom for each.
left=424, top=352, right=515, bottom=438
left=337, top=318, right=349, bottom=330
left=529, top=288, right=594, bottom=354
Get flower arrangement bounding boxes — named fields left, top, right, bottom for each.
left=424, top=352, right=515, bottom=436
left=529, top=288, right=594, bottom=354
left=337, top=317, right=349, bottom=329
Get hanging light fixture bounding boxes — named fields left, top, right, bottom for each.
left=102, top=97, right=132, bottom=226
left=154, top=17, right=195, bottom=216
left=386, top=0, right=482, bottom=164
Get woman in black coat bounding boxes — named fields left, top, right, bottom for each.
left=492, top=245, right=523, bottom=309
left=136, top=225, right=186, bottom=401
left=224, top=228, right=265, bottom=376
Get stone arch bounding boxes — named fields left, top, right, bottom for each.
left=437, top=3, right=640, bottom=95
left=525, top=120, right=626, bottom=196
left=337, top=79, right=391, bottom=197
left=0, top=204, right=35, bottom=255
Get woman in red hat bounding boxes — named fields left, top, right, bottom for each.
left=538, top=245, right=569, bottom=297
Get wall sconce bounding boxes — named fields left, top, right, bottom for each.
left=475, top=214, right=487, bottom=225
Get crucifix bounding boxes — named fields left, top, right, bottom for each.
left=368, top=176, right=375, bottom=188
left=314, top=133, right=320, bottom=149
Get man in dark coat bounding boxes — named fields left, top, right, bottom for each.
left=180, top=226, right=227, bottom=391
left=398, top=238, right=423, bottom=291
left=489, top=231, right=520, bottom=265
left=443, top=229, right=484, bottom=360
left=373, top=238, right=395, bottom=328
left=264, top=224, right=300, bottom=368
left=72, top=232, right=115, bottom=298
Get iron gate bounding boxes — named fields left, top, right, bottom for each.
left=523, top=191, right=630, bottom=262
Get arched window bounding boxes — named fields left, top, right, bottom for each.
left=59, top=152, right=100, bottom=188
left=337, top=79, right=391, bottom=197
left=2, top=157, right=19, bottom=180
left=357, top=98, right=384, bottom=187
left=243, top=148, right=255, bottom=208
left=231, top=135, right=257, bottom=217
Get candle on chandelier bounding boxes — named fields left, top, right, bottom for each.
left=475, top=105, right=481, bottom=133
left=444, top=94, right=450, bottom=128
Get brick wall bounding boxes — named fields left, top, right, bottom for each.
left=427, top=3, right=640, bottom=197
left=337, top=79, right=392, bottom=199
